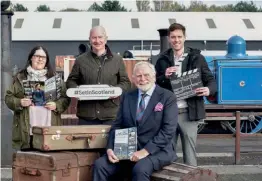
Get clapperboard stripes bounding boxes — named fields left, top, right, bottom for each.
left=170, top=68, right=203, bottom=101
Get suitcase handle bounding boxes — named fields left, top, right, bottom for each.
left=66, top=135, right=95, bottom=143
left=20, top=167, right=42, bottom=176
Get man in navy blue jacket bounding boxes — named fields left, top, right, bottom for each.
left=93, top=61, right=178, bottom=181
left=155, top=23, right=217, bottom=166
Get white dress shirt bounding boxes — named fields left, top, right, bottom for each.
left=137, top=84, right=156, bottom=110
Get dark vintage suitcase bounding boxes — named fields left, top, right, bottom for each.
left=12, top=151, right=100, bottom=181
left=151, top=162, right=218, bottom=181
left=32, top=125, right=111, bottom=151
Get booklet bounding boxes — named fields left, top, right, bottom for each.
left=114, top=127, right=137, bottom=160
left=23, top=74, right=62, bottom=106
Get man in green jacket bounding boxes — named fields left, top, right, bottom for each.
left=66, top=26, right=131, bottom=125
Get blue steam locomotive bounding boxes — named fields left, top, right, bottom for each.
left=201, top=35, right=262, bottom=134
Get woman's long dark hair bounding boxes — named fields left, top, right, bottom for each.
left=20, top=46, right=55, bottom=78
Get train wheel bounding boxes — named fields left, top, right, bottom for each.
left=225, top=113, right=262, bottom=134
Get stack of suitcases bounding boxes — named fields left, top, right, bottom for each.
left=12, top=125, right=111, bottom=181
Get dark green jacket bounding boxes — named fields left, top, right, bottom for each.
left=5, top=72, right=71, bottom=149
left=66, top=46, right=131, bottom=121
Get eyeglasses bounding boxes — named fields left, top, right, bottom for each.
left=33, top=55, right=47, bottom=60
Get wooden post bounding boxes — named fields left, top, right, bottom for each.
left=235, top=111, right=241, bottom=164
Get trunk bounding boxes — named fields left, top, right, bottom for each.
left=12, top=151, right=100, bottom=181
left=151, top=162, right=218, bottom=181
left=32, top=125, right=111, bottom=151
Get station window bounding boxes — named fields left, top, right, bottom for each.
left=131, top=18, right=139, bottom=28
left=242, top=19, right=255, bottom=29
left=53, top=18, right=62, bottom=28
left=14, top=18, right=24, bottom=29
left=206, top=18, right=217, bottom=29
left=169, top=18, right=176, bottom=25
left=92, top=18, right=100, bottom=27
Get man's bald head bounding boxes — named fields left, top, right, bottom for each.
left=89, top=26, right=107, bottom=38
left=89, top=26, right=108, bottom=53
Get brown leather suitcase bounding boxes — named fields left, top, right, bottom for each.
left=32, top=125, right=111, bottom=151
left=12, top=151, right=100, bottom=181
left=151, top=162, right=218, bottom=181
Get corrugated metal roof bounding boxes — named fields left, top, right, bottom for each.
left=11, top=12, right=262, bottom=41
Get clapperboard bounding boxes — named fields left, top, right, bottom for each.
left=170, top=68, right=203, bottom=101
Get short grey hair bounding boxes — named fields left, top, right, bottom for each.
left=133, top=61, right=156, bottom=75
left=89, top=25, right=107, bottom=38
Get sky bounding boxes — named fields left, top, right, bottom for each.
left=11, top=0, right=262, bottom=12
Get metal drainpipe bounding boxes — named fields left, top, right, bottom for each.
left=1, top=5, right=14, bottom=167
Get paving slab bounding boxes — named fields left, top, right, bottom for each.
left=2, top=165, right=262, bottom=181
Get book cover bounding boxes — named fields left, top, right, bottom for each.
left=44, top=74, right=62, bottom=102
left=114, top=127, right=137, bottom=160
left=23, top=74, right=62, bottom=106
left=170, top=68, right=203, bottom=101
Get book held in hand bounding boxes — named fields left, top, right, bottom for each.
left=23, top=74, right=62, bottom=106
left=114, top=127, right=137, bottom=160
left=170, top=68, right=203, bottom=101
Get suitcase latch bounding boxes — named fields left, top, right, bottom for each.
left=51, top=130, right=61, bottom=140
left=101, top=129, right=108, bottom=138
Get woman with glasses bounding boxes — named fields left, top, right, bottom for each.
left=5, top=46, right=71, bottom=150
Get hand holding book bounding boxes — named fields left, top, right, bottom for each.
left=114, top=127, right=138, bottom=160
left=20, top=98, right=33, bottom=107
left=44, top=102, right=57, bottom=111
left=107, top=148, right=149, bottom=163
left=107, top=149, right=119, bottom=163
left=130, top=148, right=149, bottom=162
